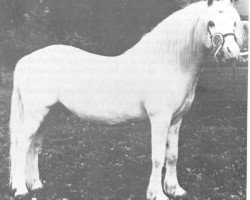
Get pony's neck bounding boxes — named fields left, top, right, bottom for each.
left=130, top=1, right=208, bottom=71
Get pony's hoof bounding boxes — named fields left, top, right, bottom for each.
left=14, top=187, right=28, bottom=197
left=31, top=180, right=43, bottom=191
left=165, top=185, right=187, bottom=198
left=147, top=189, right=169, bottom=200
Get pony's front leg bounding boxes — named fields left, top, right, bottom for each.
left=164, top=119, right=187, bottom=198
left=147, top=114, right=171, bottom=200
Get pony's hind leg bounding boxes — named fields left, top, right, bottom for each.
left=11, top=115, right=43, bottom=196
left=26, top=134, right=44, bottom=191
left=11, top=110, right=49, bottom=196
left=164, top=119, right=187, bottom=198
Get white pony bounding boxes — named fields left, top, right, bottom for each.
left=9, top=0, right=244, bottom=199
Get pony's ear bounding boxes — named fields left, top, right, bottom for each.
left=207, top=0, right=213, bottom=6
left=224, top=0, right=234, bottom=4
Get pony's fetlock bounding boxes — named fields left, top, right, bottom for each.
left=164, top=184, right=187, bottom=198
left=30, top=179, right=43, bottom=191
left=14, top=185, right=28, bottom=197
left=147, top=183, right=169, bottom=200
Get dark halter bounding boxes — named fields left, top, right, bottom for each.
left=207, top=27, right=236, bottom=59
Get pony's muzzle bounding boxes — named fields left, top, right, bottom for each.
left=222, top=37, right=240, bottom=59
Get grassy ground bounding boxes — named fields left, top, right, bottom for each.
left=0, top=68, right=247, bottom=200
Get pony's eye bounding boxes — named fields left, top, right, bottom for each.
left=208, top=21, right=215, bottom=27
left=234, top=22, right=237, bottom=27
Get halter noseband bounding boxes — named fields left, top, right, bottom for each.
left=207, top=27, right=236, bottom=59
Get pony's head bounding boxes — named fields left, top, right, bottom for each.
left=137, top=0, right=245, bottom=65
left=201, top=0, right=244, bottom=60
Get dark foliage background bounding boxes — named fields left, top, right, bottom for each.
left=0, top=0, right=189, bottom=70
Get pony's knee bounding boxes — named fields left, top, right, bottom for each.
left=152, top=159, right=165, bottom=171
left=166, top=154, right=177, bottom=166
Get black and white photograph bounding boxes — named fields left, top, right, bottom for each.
left=0, top=0, right=248, bottom=199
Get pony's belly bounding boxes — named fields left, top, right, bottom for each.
left=70, top=106, right=146, bottom=125
left=75, top=111, right=147, bottom=125
left=59, top=94, right=145, bottom=125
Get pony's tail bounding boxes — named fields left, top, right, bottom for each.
left=9, top=78, right=24, bottom=186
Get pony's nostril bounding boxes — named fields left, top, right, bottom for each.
left=227, top=47, right=231, bottom=54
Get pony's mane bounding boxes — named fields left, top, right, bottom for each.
left=130, top=1, right=243, bottom=67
